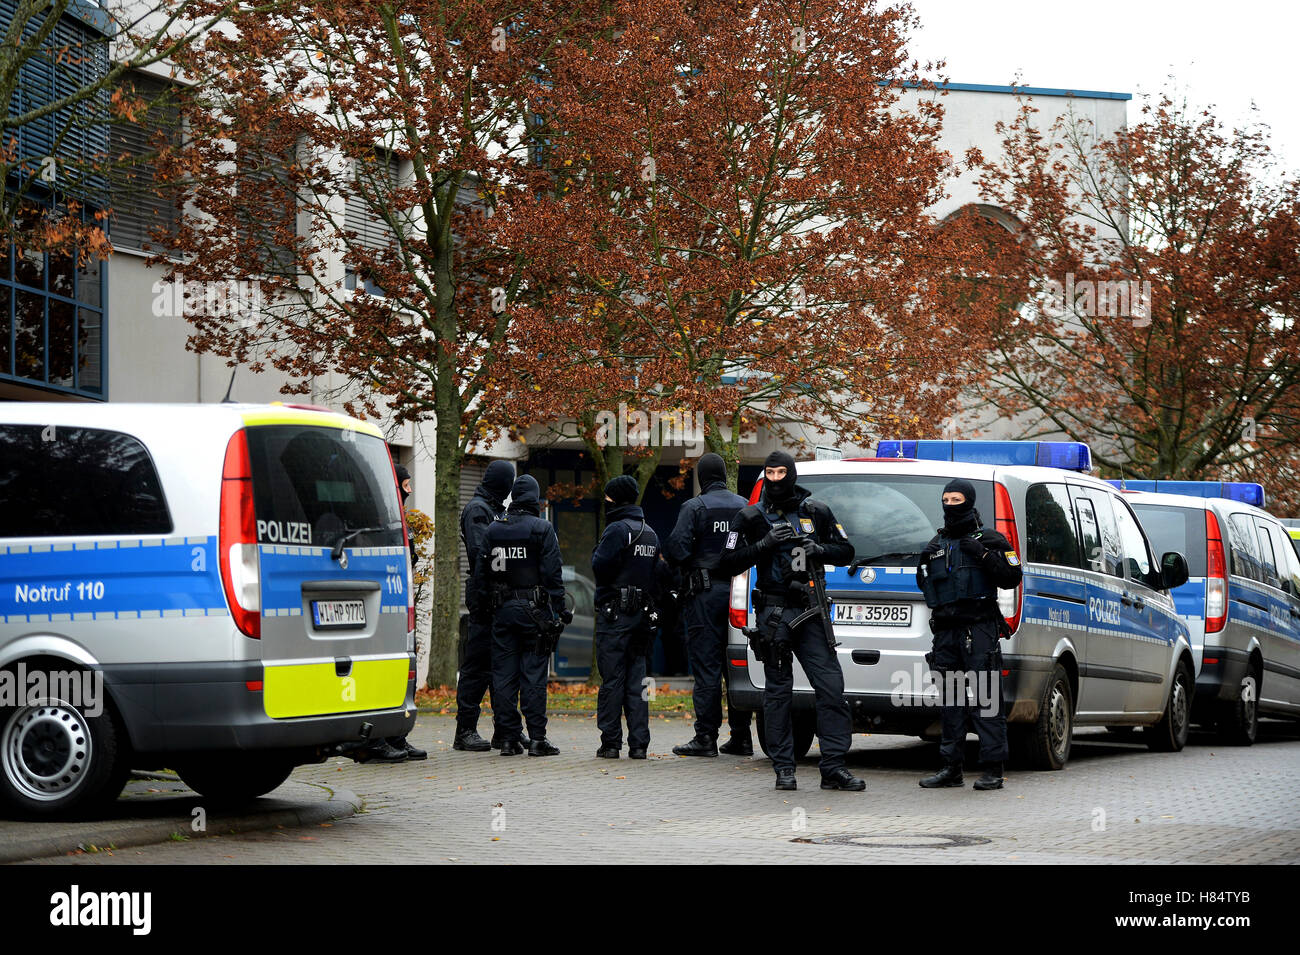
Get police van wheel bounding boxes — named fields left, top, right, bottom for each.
left=0, top=684, right=129, bottom=819
left=1014, top=663, right=1073, bottom=771
left=176, top=755, right=296, bottom=804
left=1214, top=669, right=1259, bottom=746
left=1147, top=660, right=1193, bottom=753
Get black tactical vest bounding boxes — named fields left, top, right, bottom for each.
left=919, top=533, right=995, bottom=609
left=757, top=504, right=820, bottom=590
left=484, top=515, right=543, bottom=589
left=692, top=487, right=747, bottom=570
left=611, top=520, right=660, bottom=588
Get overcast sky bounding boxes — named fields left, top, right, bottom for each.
left=906, top=0, right=1299, bottom=172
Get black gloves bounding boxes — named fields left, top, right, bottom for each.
left=958, top=537, right=987, bottom=560
left=799, top=540, right=826, bottom=560
left=760, top=522, right=799, bottom=551
left=560, top=610, right=573, bottom=625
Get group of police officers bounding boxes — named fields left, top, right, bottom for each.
left=452, top=449, right=1022, bottom=792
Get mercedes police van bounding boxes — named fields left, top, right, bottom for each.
left=0, top=403, right=416, bottom=817
left=1118, top=482, right=1300, bottom=745
left=725, top=440, right=1195, bottom=770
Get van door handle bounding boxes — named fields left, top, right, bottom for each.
left=851, top=650, right=881, bottom=665
left=1120, top=593, right=1133, bottom=607
left=302, top=580, right=381, bottom=593
left=1132, top=597, right=1145, bottom=611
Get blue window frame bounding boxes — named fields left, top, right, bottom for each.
left=1, top=193, right=106, bottom=398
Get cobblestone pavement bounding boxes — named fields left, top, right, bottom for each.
left=29, top=714, right=1300, bottom=865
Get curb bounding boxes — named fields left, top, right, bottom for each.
left=1, top=780, right=361, bottom=864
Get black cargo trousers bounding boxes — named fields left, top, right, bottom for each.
left=929, top=616, right=1007, bottom=766
left=682, top=582, right=752, bottom=740
left=595, top=605, right=651, bottom=751
left=757, top=601, right=852, bottom=776
left=489, top=600, right=551, bottom=744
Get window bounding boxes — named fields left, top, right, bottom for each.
left=1025, top=483, right=1082, bottom=568
left=108, top=72, right=181, bottom=253
left=1267, top=522, right=1300, bottom=597
left=1253, top=518, right=1281, bottom=589
left=798, top=474, right=994, bottom=566
left=344, top=150, right=402, bottom=252
left=1131, top=503, right=1207, bottom=577
left=1112, top=496, right=1156, bottom=587
left=234, top=148, right=298, bottom=277
left=1070, top=487, right=1122, bottom=577
left=1, top=199, right=105, bottom=396
left=0, top=425, right=171, bottom=536
left=1227, top=513, right=1264, bottom=582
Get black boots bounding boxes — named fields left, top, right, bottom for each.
left=974, top=763, right=1004, bottom=790
left=453, top=729, right=491, bottom=752
left=672, top=734, right=718, bottom=757
left=498, top=739, right=524, bottom=756
left=400, top=737, right=428, bottom=760
left=596, top=746, right=620, bottom=759
left=718, top=734, right=754, bottom=756
left=919, top=763, right=965, bottom=788
left=355, top=740, right=407, bottom=763
left=491, top=731, right=531, bottom=749
left=528, top=738, right=560, bottom=757
left=774, top=769, right=797, bottom=791
left=820, top=768, right=866, bottom=792
left=628, top=748, right=647, bottom=760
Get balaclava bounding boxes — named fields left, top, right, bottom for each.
left=942, top=477, right=979, bottom=535
left=507, top=474, right=541, bottom=517
left=762, top=450, right=798, bottom=508
left=697, top=452, right=727, bottom=491
left=394, top=465, right=411, bottom=505
left=604, top=474, right=639, bottom=507
left=482, top=459, right=516, bottom=505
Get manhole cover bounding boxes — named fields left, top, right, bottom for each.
left=793, top=833, right=991, bottom=849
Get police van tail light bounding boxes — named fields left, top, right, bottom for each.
left=993, top=482, right=1022, bottom=633
left=388, top=450, right=416, bottom=637
left=220, top=429, right=261, bottom=639
left=1206, top=509, right=1228, bottom=634
left=729, top=572, right=750, bottom=630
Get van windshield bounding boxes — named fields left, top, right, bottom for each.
left=798, top=474, right=994, bottom=566
left=244, top=425, right=404, bottom=550
left=1130, top=503, right=1207, bottom=578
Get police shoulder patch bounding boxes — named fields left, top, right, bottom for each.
left=1005, top=552, right=1020, bottom=566
left=835, top=522, right=848, bottom=539
left=725, top=531, right=739, bottom=549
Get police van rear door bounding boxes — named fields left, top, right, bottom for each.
left=241, top=413, right=411, bottom=719
left=795, top=471, right=994, bottom=705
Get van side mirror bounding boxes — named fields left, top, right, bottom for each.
left=1161, top=551, right=1190, bottom=591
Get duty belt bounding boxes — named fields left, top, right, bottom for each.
left=751, top=587, right=813, bottom=611
left=491, top=585, right=545, bottom=608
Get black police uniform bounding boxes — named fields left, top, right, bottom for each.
left=916, top=478, right=1023, bottom=789
left=467, top=475, right=568, bottom=756
left=455, top=459, right=517, bottom=751
left=665, top=452, right=751, bottom=756
left=717, top=452, right=864, bottom=791
left=591, top=476, right=660, bottom=758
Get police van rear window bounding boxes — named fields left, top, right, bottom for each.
left=799, top=474, right=993, bottom=566
left=244, top=425, right=403, bottom=549
left=0, top=425, right=172, bottom=537
left=1130, top=503, right=1207, bottom=578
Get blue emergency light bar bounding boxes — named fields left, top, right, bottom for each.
left=875, top=439, right=1093, bottom=472
left=1105, top=480, right=1266, bottom=509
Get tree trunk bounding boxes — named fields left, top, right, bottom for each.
left=426, top=409, right=463, bottom=689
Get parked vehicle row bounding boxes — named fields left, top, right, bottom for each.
left=726, top=441, right=1297, bottom=769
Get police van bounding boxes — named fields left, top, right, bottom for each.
left=1117, top=482, right=1300, bottom=745
left=725, top=441, right=1194, bottom=770
left=0, top=403, right=416, bottom=817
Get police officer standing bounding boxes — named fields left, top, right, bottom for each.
left=717, top=451, right=864, bottom=792
left=468, top=474, right=570, bottom=757
left=592, top=475, right=660, bottom=760
left=455, top=459, right=521, bottom=752
left=916, top=478, right=1022, bottom=791
left=666, top=452, right=752, bottom=757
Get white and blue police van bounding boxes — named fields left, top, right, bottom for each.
left=1118, top=481, right=1300, bottom=745
left=725, top=440, right=1195, bottom=770
left=0, top=403, right=416, bottom=817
